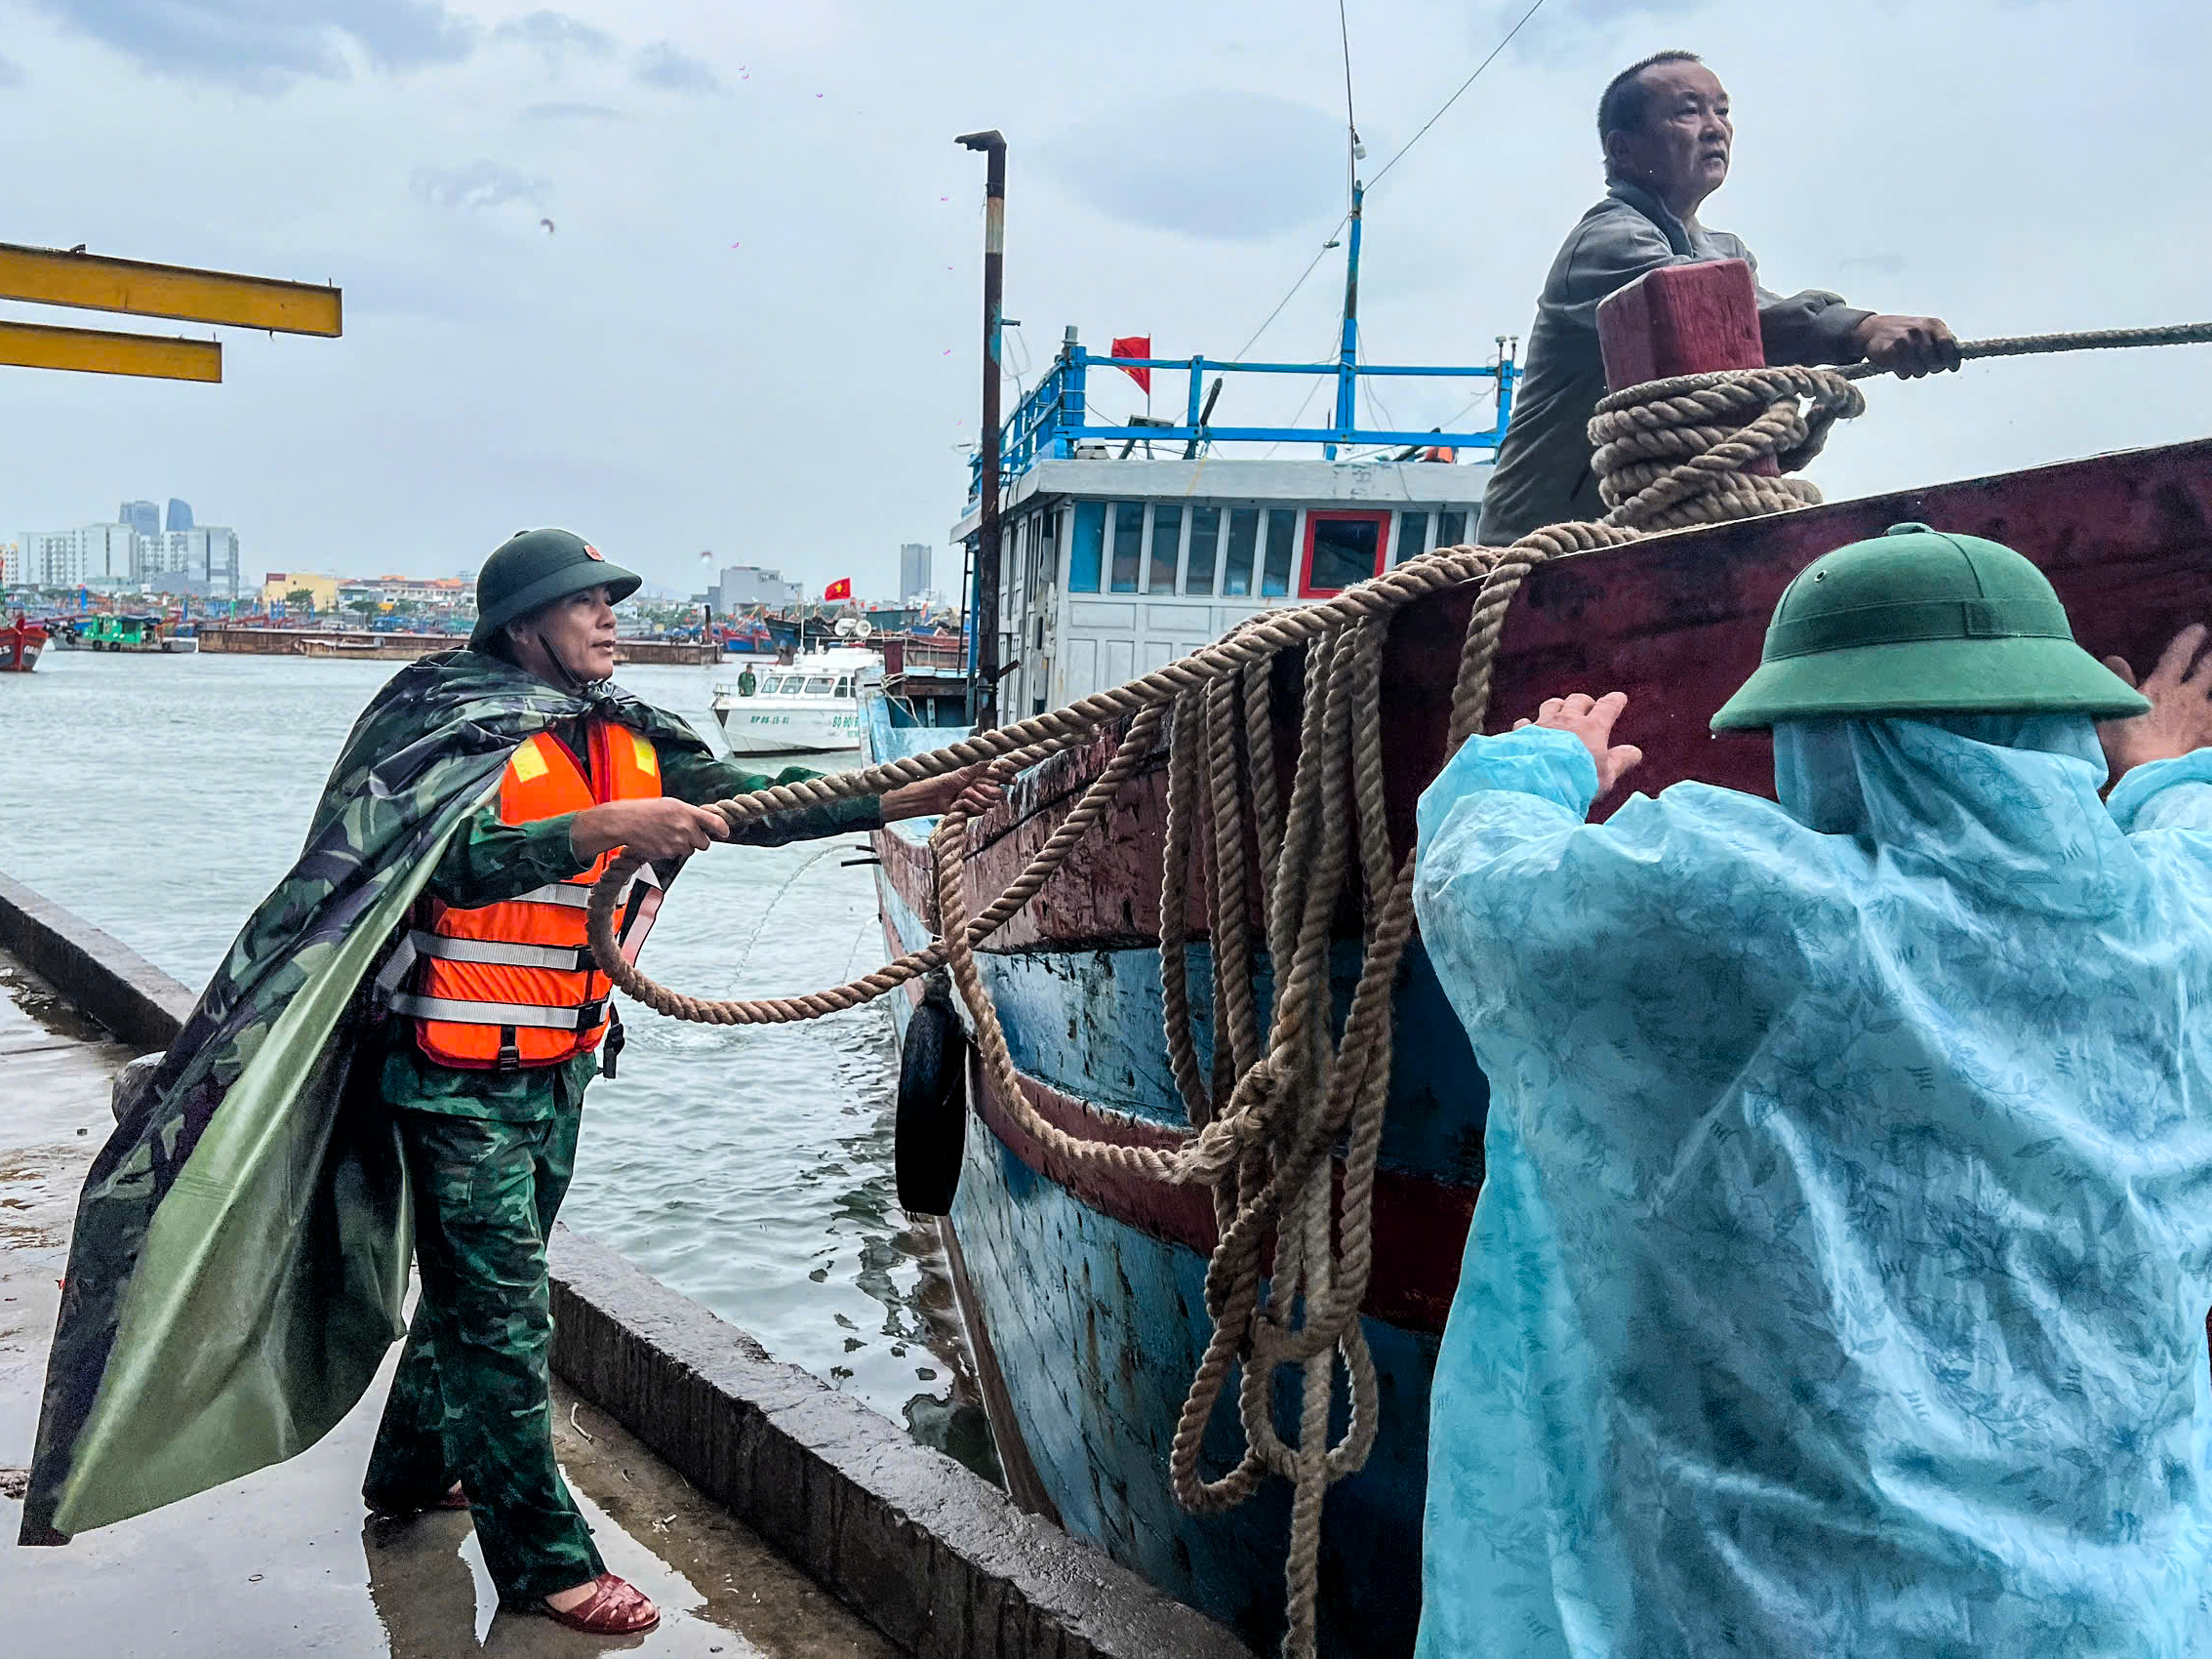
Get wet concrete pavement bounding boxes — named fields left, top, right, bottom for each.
left=0, top=950, right=904, bottom=1659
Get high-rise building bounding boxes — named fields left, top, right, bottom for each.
left=119, top=500, right=161, bottom=541
left=18, top=524, right=137, bottom=586
left=899, top=542, right=932, bottom=603
left=142, top=526, right=240, bottom=597
left=165, top=498, right=193, bottom=534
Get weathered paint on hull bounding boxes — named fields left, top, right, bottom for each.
left=875, top=865, right=1458, bottom=1653
left=949, top=1100, right=1437, bottom=1656
left=874, top=438, right=2212, bottom=1655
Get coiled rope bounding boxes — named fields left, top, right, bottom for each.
left=585, top=324, right=2207, bottom=1657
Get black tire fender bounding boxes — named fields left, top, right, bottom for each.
left=895, top=974, right=968, bottom=1215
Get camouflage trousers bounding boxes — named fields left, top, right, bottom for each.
left=361, top=1104, right=602, bottom=1603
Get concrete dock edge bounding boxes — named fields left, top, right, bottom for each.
left=0, top=873, right=1253, bottom=1659
left=547, top=1227, right=1252, bottom=1659
left=0, top=872, right=194, bottom=1052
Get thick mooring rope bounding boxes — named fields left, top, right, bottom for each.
left=584, top=325, right=2206, bottom=1657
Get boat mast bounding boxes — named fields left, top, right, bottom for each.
left=957, top=129, right=1007, bottom=729
left=1326, top=182, right=1364, bottom=461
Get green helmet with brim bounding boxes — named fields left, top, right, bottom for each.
left=468, top=528, right=643, bottom=651
left=1709, top=522, right=2151, bottom=732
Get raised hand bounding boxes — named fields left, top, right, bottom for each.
left=1515, top=691, right=1645, bottom=797
left=2099, top=624, right=2212, bottom=778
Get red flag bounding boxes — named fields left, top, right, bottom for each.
left=824, top=577, right=853, bottom=602
left=1109, top=336, right=1151, bottom=394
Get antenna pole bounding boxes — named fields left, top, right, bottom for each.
left=957, top=129, right=1007, bottom=729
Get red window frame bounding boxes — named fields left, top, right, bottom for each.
left=1299, top=509, right=1392, bottom=597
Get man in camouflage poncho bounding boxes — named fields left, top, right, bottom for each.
left=23, top=530, right=975, bottom=1636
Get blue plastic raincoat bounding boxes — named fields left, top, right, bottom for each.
left=1411, top=715, right=2212, bottom=1658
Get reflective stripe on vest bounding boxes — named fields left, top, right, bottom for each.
left=411, top=719, right=663, bottom=1071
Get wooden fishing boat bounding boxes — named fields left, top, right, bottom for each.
left=868, top=430, right=2212, bottom=1654
left=1, top=612, right=48, bottom=672
left=855, top=223, right=2212, bottom=1650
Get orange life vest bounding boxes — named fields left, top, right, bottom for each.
left=393, top=719, right=664, bottom=1071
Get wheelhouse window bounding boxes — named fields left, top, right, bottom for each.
left=1029, top=509, right=1058, bottom=602
left=1186, top=506, right=1221, bottom=594
left=1261, top=509, right=1296, bottom=597
left=1397, top=511, right=1428, bottom=566
left=1436, top=509, right=1467, bottom=548
left=1223, top=507, right=1260, bottom=596
left=1149, top=505, right=1182, bottom=594
left=833, top=676, right=851, bottom=698
left=1068, top=501, right=1105, bottom=592
left=1109, top=502, right=1144, bottom=593
left=1300, top=511, right=1389, bottom=596
left=803, top=676, right=833, bottom=695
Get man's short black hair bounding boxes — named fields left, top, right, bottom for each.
left=1598, top=49, right=1704, bottom=161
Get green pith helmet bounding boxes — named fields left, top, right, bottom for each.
left=468, top=528, right=642, bottom=650
left=1709, top=522, right=2151, bottom=731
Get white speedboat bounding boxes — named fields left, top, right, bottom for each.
left=710, top=644, right=877, bottom=753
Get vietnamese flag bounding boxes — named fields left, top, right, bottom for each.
left=1109, top=336, right=1151, bottom=394
left=824, top=578, right=853, bottom=602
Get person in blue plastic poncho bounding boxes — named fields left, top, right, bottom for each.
left=1412, top=520, right=2212, bottom=1658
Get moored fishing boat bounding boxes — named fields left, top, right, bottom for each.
left=78, top=613, right=166, bottom=653
left=712, top=643, right=877, bottom=753
left=2, top=612, right=48, bottom=672
left=859, top=242, right=2212, bottom=1650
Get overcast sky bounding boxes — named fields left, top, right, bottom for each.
left=1, top=0, right=2205, bottom=598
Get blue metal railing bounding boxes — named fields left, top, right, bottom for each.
left=971, top=336, right=1518, bottom=498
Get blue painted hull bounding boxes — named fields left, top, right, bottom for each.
left=874, top=843, right=1471, bottom=1656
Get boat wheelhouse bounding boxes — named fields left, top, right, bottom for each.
left=952, top=307, right=1516, bottom=719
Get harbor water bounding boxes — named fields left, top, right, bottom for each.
left=0, top=648, right=999, bottom=1479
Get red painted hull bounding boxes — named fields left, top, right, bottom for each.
left=1, top=620, right=48, bottom=673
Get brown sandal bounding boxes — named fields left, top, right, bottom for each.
left=541, top=1573, right=661, bottom=1636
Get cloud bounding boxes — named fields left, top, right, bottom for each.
left=0, top=54, right=23, bottom=88
left=28, top=0, right=477, bottom=90
left=1039, top=91, right=1345, bottom=242
left=633, top=41, right=721, bottom=94
left=492, top=11, right=616, bottom=65
left=522, top=101, right=628, bottom=122
left=409, top=160, right=548, bottom=211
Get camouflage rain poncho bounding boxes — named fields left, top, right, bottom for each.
left=20, top=650, right=714, bottom=1543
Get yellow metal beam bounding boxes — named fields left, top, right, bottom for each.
left=0, top=242, right=341, bottom=336
left=0, top=319, right=221, bottom=383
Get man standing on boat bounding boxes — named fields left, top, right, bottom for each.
left=1411, top=522, right=2212, bottom=1655
left=22, top=529, right=984, bottom=1639
left=1475, top=51, right=1961, bottom=545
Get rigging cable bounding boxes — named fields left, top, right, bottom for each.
left=1337, top=0, right=1361, bottom=204
left=1367, top=0, right=1550, bottom=190
left=1233, top=0, right=1548, bottom=409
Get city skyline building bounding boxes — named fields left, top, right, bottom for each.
left=166, top=498, right=193, bottom=534
left=119, top=500, right=161, bottom=542
left=16, top=523, right=137, bottom=587
left=899, top=542, right=931, bottom=603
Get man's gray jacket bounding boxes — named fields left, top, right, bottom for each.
left=1475, top=180, right=1870, bottom=545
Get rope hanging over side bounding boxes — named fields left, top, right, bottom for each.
left=584, top=360, right=1866, bottom=1659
